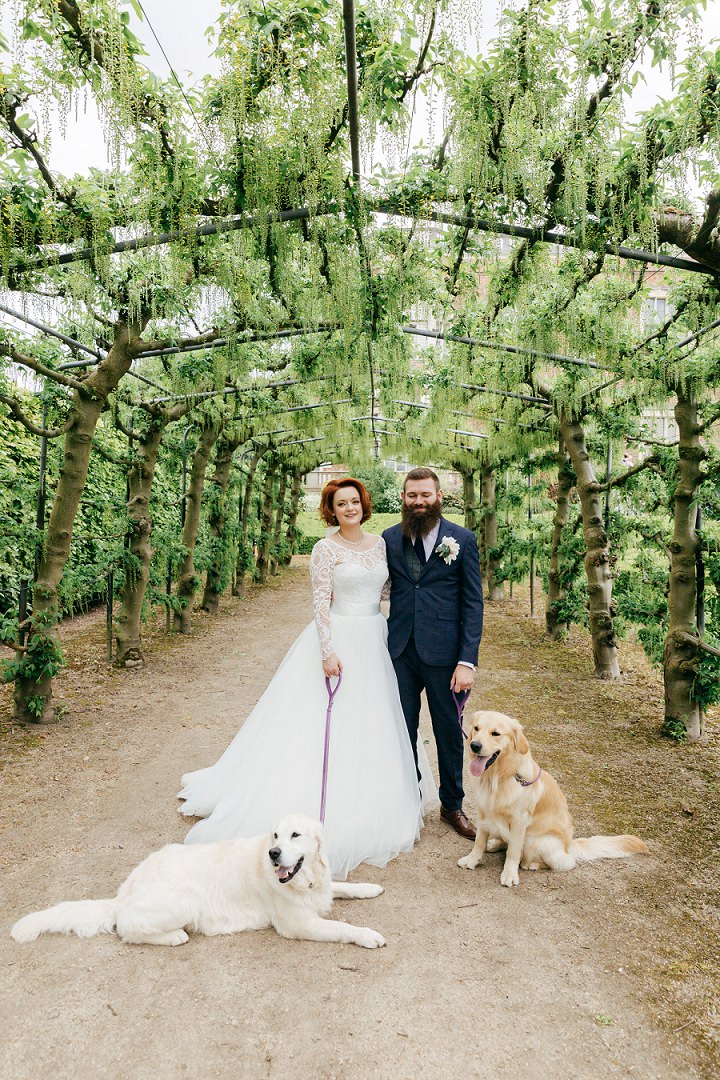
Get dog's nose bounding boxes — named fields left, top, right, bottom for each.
left=268, top=847, right=281, bottom=863
left=470, top=741, right=483, bottom=754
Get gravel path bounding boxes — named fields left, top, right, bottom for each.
left=0, top=562, right=712, bottom=1079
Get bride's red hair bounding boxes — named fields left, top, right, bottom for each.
left=319, top=478, right=373, bottom=526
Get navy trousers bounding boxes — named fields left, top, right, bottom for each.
left=392, top=634, right=464, bottom=811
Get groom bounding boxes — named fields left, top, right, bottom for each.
left=382, top=468, right=484, bottom=840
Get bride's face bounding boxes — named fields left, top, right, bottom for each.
left=333, top=486, right=363, bottom=528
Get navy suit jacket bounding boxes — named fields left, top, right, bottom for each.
left=382, top=517, right=484, bottom=666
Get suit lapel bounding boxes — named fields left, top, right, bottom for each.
left=388, top=525, right=414, bottom=581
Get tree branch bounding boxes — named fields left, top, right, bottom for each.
left=0, top=92, right=75, bottom=207
left=633, top=298, right=690, bottom=351
left=626, top=434, right=679, bottom=448
left=695, top=188, right=720, bottom=248
left=129, top=327, right=221, bottom=356
left=698, top=402, right=720, bottom=434
left=484, top=2, right=675, bottom=323
left=597, top=454, right=658, bottom=490
left=399, top=5, right=438, bottom=101
left=91, top=439, right=129, bottom=468
left=0, top=393, right=75, bottom=437
left=110, top=408, right=140, bottom=440
left=136, top=399, right=192, bottom=423
left=55, top=0, right=176, bottom=163
left=656, top=208, right=720, bottom=274
left=0, top=343, right=86, bottom=390
left=675, top=630, right=720, bottom=659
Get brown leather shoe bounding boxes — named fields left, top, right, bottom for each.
left=440, top=806, right=477, bottom=841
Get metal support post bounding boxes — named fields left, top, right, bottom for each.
left=696, top=505, right=705, bottom=637
left=106, top=569, right=114, bottom=662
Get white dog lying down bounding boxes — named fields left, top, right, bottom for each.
left=11, top=814, right=385, bottom=949
left=459, top=711, right=649, bottom=888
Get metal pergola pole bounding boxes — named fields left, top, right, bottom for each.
left=0, top=301, right=103, bottom=359
left=8, top=207, right=322, bottom=276
left=9, top=203, right=717, bottom=278
left=377, top=202, right=716, bottom=277
left=145, top=373, right=335, bottom=407
left=342, top=0, right=361, bottom=185
left=140, top=325, right=334, bottom=359
left=604, top=442, right=612, bottom=532
left=528, top=467, right=534, bottom=617
left=696, top=504, right=705, bottom=637
left=402, top=325, right=608, bottom=370
left=35, top=401, right=48, bottom=579
left=460, top=381, right=551, bottom=406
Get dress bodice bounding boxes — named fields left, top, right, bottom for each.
left=309, top=538, right=390, bottom=657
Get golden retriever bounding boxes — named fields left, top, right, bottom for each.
left=11, top=814, right=385, bottom=948
left=458, top=711, right=648, bottom=887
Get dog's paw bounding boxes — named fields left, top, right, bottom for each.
left=356, top=927, right=385, bottom=949
left=355, top=883, right=384, bottom=898
left=458, top=853, right=482, bottom=870
left=500, top=866, right=520, bottom=888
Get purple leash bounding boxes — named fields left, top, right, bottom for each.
left=453, top=689, right=470, bottom=740
left=320, top=672, right=342, bottom=823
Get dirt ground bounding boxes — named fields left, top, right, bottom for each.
left=1, top=560, right=718, bottom=1080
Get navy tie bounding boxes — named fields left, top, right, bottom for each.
left=413, top=534, right=427, bottom=565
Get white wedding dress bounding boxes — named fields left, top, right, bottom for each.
left=178, top=536, right=437, bottom=879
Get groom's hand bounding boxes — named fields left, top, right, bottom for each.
left=450, top=664, right=475, bottom=693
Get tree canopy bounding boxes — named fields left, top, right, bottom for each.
left=1, top=0, right=719, bottom=737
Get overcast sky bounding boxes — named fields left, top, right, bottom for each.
left=5, top=1, right=720, bottom=185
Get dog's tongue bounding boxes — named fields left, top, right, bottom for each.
left=469, top=756, right=490, bottom=777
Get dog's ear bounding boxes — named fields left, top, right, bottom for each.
left=511, top=724, right=530, bottom=755
left=314, top=824, right=330, bottom=871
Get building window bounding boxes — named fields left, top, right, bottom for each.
left=641, top=295, right=669, bottom=329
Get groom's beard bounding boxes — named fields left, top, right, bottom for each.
left=401, top=500, right=442, bottom=539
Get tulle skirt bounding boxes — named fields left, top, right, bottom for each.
left=178, top=611, right=437, bottom=879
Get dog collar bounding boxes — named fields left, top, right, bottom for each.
left=515, top=767, right=542, bottom=787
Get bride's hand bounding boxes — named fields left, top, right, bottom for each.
left=323, top=653, right=342, bottom=678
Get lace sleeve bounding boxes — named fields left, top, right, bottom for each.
left=310, top=540, right=336, bottom=659
left=379, top=538, right=392, bottom=601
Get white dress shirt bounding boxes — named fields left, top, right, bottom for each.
left=413, top=520, right=441, bottom=562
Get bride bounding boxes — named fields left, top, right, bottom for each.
left=178, top=477, right=436, bottom=879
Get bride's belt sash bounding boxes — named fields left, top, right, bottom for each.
left=329, top=601, right=381, bottom=617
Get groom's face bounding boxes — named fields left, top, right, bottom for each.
left=401, top=478, right=443, bottom=536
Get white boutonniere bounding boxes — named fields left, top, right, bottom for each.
left=435, top=536, right=460, bottom=564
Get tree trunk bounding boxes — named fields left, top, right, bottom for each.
left=663, top=391, right=705, bottom=742
left=481, top=465, right=504, bottom=601
left=270, top=471, right=288, bottom=576
left=256, top=461, right=278, bottom=584
left=200, top=434, right=247, bottom=614
left=174, top=422, right=221, bottom=633
left=462, top=468, right=480, bottom=533
left=13, top=319, right=144, bottom=722
left=282, top=471, right=303, bottom=566
left=559, top=413, right=620, bottom=679
left=545, top=438, right=574, bottom=640
left=114, top=403, right=191, bottom=664
left=233, top=449, right=262, bottom=594
left=114, top=421, right=164, bottom=667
